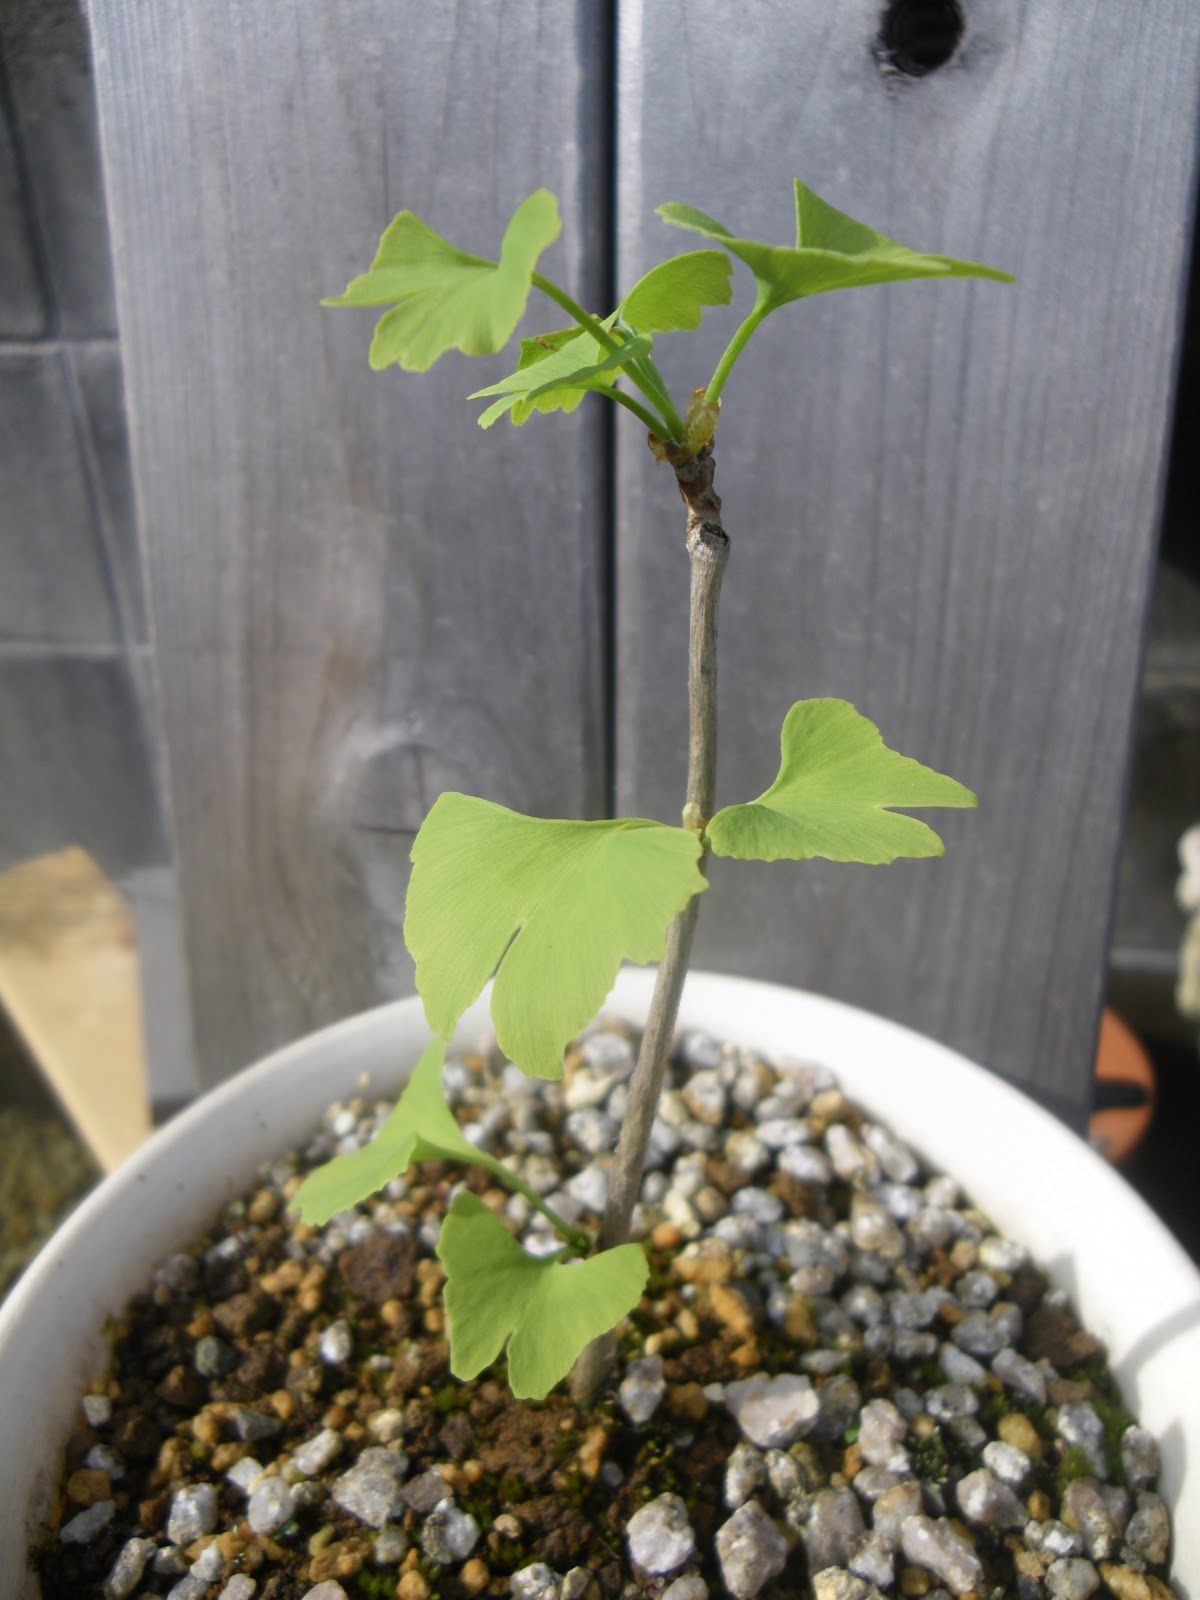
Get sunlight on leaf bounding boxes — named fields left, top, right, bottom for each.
left=405, top=794, right=707, bottom=1078
left=708, top=699, right=976, bottom=865
left=618, top=249, right=733, bottom=331
left=323, top=189, right=561, bottom=372
left=290, top=1037, right=517, bottom=1225
left=438, top=1192, right=648, bottom=1399
left=471, top=328, right=653, bottom=428
left=658, top=179, right=1011, bottom=313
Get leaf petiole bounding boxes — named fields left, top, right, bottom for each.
left=495, top=1169, right=594, bottom=1255
left=705, top=298, right=770, bottom=405
left=531, top=273, right=678, bottom=438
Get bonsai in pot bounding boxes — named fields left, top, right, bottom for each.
left=8, top=181, right=1197, bottom=1600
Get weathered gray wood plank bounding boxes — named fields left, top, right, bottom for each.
left=88, top=1, right=612, bottom=1084
left=615, top=0, right=1200, bottom=1119
left=0, top=351, right=118, bottom=644
left=0, top=653, right=163, bottom=877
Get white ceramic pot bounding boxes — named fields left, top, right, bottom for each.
left=3, top=971, right=1198, bottom=1599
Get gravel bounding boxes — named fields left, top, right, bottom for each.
left=31, top=1018, right=1181, bottom=1600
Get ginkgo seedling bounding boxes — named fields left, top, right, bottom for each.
left=300, top=178, right=1010, bottom=1401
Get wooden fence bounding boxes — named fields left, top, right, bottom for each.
left=78, top=0, right=1200, bottom=1123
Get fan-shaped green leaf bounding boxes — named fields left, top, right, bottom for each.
left=323, top=189, right=562, bottom=372
left=405, top=793, right=706, bottom=1078
left=707, top=699, right=976, bottom=865
left=618, top=249, right=733, bottom=331
left=658, top=179, right=1011, bottom=313
left=290, top=1037, right=518, bottom=1225
left=437, top=1192, right=648, bottom=1399
left=471, top=329, right=653, bottom=428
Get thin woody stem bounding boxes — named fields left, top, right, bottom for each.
left=599, top=441, right=728, bottom=1249
left=570, top=443, right=728, bottom=1400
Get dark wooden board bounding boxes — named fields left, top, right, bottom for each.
left=88, top=1, right=613, bottom=1084
left=614, top=0, right=1200, bottom=1119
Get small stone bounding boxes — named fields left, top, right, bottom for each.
left=725, top=1129, right=771, bottom=1175
left=1061, top=1480, right=1123, bottom=1561
left=627, top=1492, right=696, bottom=1574
left=1098, top=1564, right=1155, bottom=1600
left=167, top=1482, right=219, bottom=1544
left=397, top=1575, right=430, bottom=1600
left=955, top=1468, right=1026, bottom=1529
left=331, top=1447, right=408, bottom=1527
left=1027, top=1522, right=1084, bottom=1560
left=620, top=1354, right=666, bottom=1425
left=366, top=1406, right=406, bottom=1443
left=858, top=1398, right=909, bottom=1471
left=981, top=1439, right=1031, bottom=1486
left=1046, top=1559, right=1101, bottom=1600
left=825, top=1124, right=868, bottom=1179
left=849, top=1529, right=895, bottom=1589
left=66, top=1467, right=112, bottom=1506
left=1057, top=1404, right=1108, bottom=1477
left=812, top=1573, right=871, bottom=1600
left=303, top=1585, right=351, bottom=1600
left=813, top=1375, right=863, bottom=1443
left=956, top=1270, right=999, bottom=1307
left=372, top=1524, right=408, bottom=1564
left=779, top=1145, right=834, bottom=1185
left=564, top=1107, right=619, bottom=1156
left=1125, top=1493, right=1170, bottom=1566
left=798, top=1487, right=866, bottom=1572
left=952, top=1308, right=1017, bottom=1359
left=318, top=1320, right=353, bottom=1364
left=510, top=1563, right=561, bottom=1600
left=662, top=1575, right=708, bottom=1600
left=402, top=1468, right=451, bottom=1514
left=103, top=1536, right=157, bottom=1598
left=194, top=1334, right=237, bottom=1377
left=725, top=1441, right=768, bottom=1509
left=82, top=1393, right=112, bottom=1427
left=725, top=1372, right=819, bottom=1448
left=166, top=1574, right=209, bottom=1600
left=248, top=1474, right=296, bottom=1535
left=218, top=1577, right=257, bottom=1600
left=191, top=1544, right=226, bottom=1583
left=923, top=1385, right=979, bottom=1423
left=861, top=1123, right=919, bottom=1183
left=1121, top=1428, right=1160, bottom=1491
left=871, top=1481, right=923, bottom=1545
left=60, top=1497, right=116, bottom=1545
left=235, top=1405, right=282, bottom=1443
left=459, top=1557, right=490, bottom=1596
left=979, top=1235, right=1027, bottom=1274
left=292, top=1428, right=343, bottom=1477
left=227, top=1457, right=264, bottom=1494
left=998, top=1412, right=1044, bottom=1460
left=566, top=1164, right=608, bottom=1214
left=423, top=1497, right=481, bottom=1564
left=715, top=1501, right=789, bottom=1598
left=938, top=1343, right=986, bottom=1386
left=899, top=1516, right=983, bottom=1596
left=683, top=1071, right=728, bottom=1126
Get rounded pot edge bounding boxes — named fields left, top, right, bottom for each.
left=2, top=971, right=1196, bottom=1598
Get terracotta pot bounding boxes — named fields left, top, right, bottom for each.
left=2, top=970, right=1197, bottom=1597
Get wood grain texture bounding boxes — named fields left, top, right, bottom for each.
left=614, top=0, right=1200, bottom=1119
left=88, top=1, right=612, bottom=1085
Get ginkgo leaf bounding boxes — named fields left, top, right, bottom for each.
left=471, top=329, right=653, bottom=428
left=618, top=249, right=733, bottom=331
left=290, top=1037, right=516, bottom=1225
left=437, top=1192, right=648, bottom=1399
left=707, top=699, right=976, bottom=865
left=405, top=793, right=706, bottom=1079
left=658, top=179, right=1011, bottom=314
left=323, top=189, right=562, bottom=372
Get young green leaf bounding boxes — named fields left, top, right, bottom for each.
left=658, top=179, right=1012, bottom=314
left=323, top=188, right=561, bottom=372
left=437, top=1192, right=648, bottom=1399
left=471, top=329, right=653, bottom=428
left=617, top=249, right=733, bottom=331
left=707, top=698, right=976, bottom=865
left=290, top=1037, right=518, bottom=1225
left=405, top=793, right=707, bottom=1078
